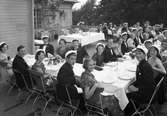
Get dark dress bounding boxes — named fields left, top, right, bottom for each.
left=40, top=43, right=54, bottom=56
left=125, top=59, right=156, bottom=115
left=80, top=71, right=124, bottom=116
left=92, top=53, right=104, bottom=66
left=12, top=55, right=32, bottom=89
left=56, top=62, right=79, bottom=102
left=103, top=46, right=117, bottom=63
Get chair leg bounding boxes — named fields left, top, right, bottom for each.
left=151, top=105, right=158, bottom=116
left=25, top=92, right=34, bottom=104
left=148, top=109, right=154, bottom=116
left=42, top=98, right=53, bottom=112
left=32, top=95, right=40, bottom=110
left=71, top=107, right=77, bottom=116
left=55, top=103, right=64, bottom=116
left=7, top=85, right=15, bottom=95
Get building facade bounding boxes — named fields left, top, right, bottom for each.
left=0, top=0, right=34, bottom=57
left=34, top=0, right=77, bottom=38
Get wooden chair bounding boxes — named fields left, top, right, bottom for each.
left=130, top=77, right=164, bottom=116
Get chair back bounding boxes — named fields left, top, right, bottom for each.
left=28, top=69, right=46, bottom=92
left=65, top=85, right=73, bottom=105
left=148, top=76, right=164, bottom=105
left=13, top=69, right=30, bottom=90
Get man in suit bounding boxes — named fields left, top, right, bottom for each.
left=103, top=36, right=117, bottom=63
left=40, top=35, right=54, bottom=56
left=12, top=45, right=32, bottom=89
left=102, top=23, right=109, bottom=40
left=125, top=46, right=155, bottom=115
left=121, top=32, right=129, bottom=55
left=56, top=50, right=79, bottom=101
left=71, top=39, right=89, bottom=64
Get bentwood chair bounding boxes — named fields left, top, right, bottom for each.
left=7, top=74, right=18, bottom=95
left=85, top=94, right=108, bottom=116
left=28, top=69, right=56, bottom=112
left=56, top=85, right=81, bottom=116
left=130, top=76, right=164, bottom=116
left=12, top=69, right=34, bottom=103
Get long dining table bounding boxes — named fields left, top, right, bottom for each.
left=23, top=54, right=138, bottom=110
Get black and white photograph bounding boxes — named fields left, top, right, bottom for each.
left=0, top=0, right=167, bottom=116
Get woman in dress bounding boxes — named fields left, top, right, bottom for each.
left=0, top=42, right=13, bottom=85
left=147, top=45, right=166, bottom=104
left=147, top=45, right=166, bottom=77
left=80, top=58, right=123, bottom=116
left=32, top=50, right=52, bottom=79
left=92, top=43, right=105, bottom=66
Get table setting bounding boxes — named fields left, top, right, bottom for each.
left=22, top=53, right=138, bottom=110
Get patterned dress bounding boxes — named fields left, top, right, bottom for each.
left=80, top=71, right=124, bottom=116
left=0, top=52, right=13, bottom=85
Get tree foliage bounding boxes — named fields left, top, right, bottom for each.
left=72, top=0, right=167, bottom=25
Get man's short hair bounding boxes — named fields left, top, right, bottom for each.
left=17, top=45, right=25, bottom=52
left=72, top=39, right=79, bottom=43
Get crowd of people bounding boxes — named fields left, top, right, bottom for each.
left=0, top=20, right=167, bottom=116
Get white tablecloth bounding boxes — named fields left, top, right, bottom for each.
left=34, top=40, right=44, bottom=45
left=58, top=32, right=105, bottom=46
left=23, top=54, right=138, bottom=110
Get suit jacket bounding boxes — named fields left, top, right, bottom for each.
left=40, top=43, right=54, bottom=56
left=92, top=53, right=104, bottom=66
left=12, top=55, right=32, bottom=89
left=76, top=46, right=89, bottom=63
left=133, top=59, right=155, bottom=102
left=56, top=62, right=79, bottom=101
left=103, top=46, right=117, bottom=63
left=121, top=41, right=129, bottom=55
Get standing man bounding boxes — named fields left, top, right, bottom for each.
left=102, top=23, right=109, bottom=40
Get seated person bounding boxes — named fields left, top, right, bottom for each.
left=56, top=50, right=80, bottom=102
left=40, top=35, right=54, bottom=56
left=144, top=39, right=153, bottom=50
left=70, top=39, right=89, bottom=64
left=92, top=43, right=105, bottom=66
left=76, top=46, right=89, bottom=64
left=148, top=45, right=166, bottom=77
left=80, top=58, right=123, bottom=116
left=126, top=33, right=136, bottom=51
left=125, top=46, right=156, bottom=115
left=0, top=42, right=13, bottom=85
left=12, top=45, right=32, bottom=89
left=147, top=45, right=166, bottom=104
left=120, top=32, right=129, bottom=55
left=56, top=39, right=69, bottom=59
left=160, top=39, right=167, bottom=63
left=71, top=39, right=81, bottom=51
left=32, top=50, right=52, bottom=79
left=112, top=38, right=123, bottom=58
left=103, top=36, right=118, bottom=63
